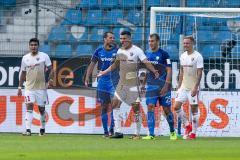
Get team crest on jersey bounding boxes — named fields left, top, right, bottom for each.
left=191, top=58, right=194, bottom=61
left=36, top=57, right=40, bottom=61
left=156, top=56, right=159, bottom=60
left=130, top=52, right=134, bottom=56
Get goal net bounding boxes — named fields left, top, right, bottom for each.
left=150, top=7, right=240, bottom=137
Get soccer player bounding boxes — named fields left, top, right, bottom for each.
left=142, top=33, right=177, bottom=140
left=98, top=31, right=159, bottom=139
left=18, top=38, right=53, bottom=136
left=85, top=31, right=119, bottom=137
left=174, top=36, right=203, bottom=140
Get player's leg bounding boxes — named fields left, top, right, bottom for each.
left=188, top=93, right=199, bottom=139
left=161, top=91, right=177, bottom=140
left=174, top=90, right=192, bottom=138
left=110, top=84, right=124, bottom=138
left=97, top=88, right=111, bottom=137
left=36, top=90, right=48, bottom=136
left=142, top=85, right=158, bottom=140
left=23, top=90, right=35, bottom=136
left=130, top=100, right=141, bottom=139
left=110, top=97, right=123, bottom=138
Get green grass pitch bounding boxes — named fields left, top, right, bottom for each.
left=0, top=133, right=239, bottom=160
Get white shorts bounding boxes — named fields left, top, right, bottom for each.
left=175, top=89, right=199, bottom=105
left=24, top=89, right=49, bottom=106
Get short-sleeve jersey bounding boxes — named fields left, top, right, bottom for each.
left=180, top=50, right=203, bottom=90
left=21, top=52, right=51, bottom=90
left=145, top=48, right=171, bottom=86
left=116, top=45, right=146, bottom=85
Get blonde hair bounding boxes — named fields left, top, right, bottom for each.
left=183, top=35, right=195, bottom=44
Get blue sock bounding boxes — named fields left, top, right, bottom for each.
left=177, top=117, right=182, bottom=135
left=101, top=108, right=108, bottom=134
left=147, top=111, right=155, bottom=136
left=109, top=111, right=114, bottom=132
left=166, top=112, right=175, bottom=133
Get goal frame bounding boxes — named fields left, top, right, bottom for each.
left=150, top=7, right=240, bottom=34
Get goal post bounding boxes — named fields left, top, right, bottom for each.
left=150, top=7, right=240, bottom=137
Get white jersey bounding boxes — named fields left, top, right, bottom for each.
left=180, top=50, right=203, bottom=90
left=21, top=52, right=52, bottom=90
left=117, top=45, right=146, bottom=85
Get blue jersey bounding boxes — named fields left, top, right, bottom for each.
left=91, top=46, right=119, bottom=86
left=145, top=48, right=171, bottom=86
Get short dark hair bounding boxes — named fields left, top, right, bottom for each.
left=29, top=38, right=39, bottom=45
left=149, top=33, right=160, bottom=41
left=103, top=31, right=114, bottom=39
left=120, top=30, right=131, bottom=37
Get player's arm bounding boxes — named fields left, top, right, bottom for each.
left=140, top=72, right=147, bottom=93
left=97, top=59, right=119, bottom=77
left=84, top=61, right=96, bottom=86
left=142, top=59, right=159, bottom=79
left=18, top=71, right=26, bottom=96
left=191, top=68, right=203, bottom=96
left=46, top=65, right=54, bottom=88
left=191, top=55, right=204, bottom=96
left=160, top=66, right=172, bottom=96
left=177, top=65, right=183, bottom=90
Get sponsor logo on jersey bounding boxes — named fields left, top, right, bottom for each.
left=101, top=57, right=113, bottom=62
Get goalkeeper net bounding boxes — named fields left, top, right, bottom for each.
left=150, top=7, right=240, bottom=137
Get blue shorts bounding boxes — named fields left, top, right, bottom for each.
left=97, top=79, right=115, bottom=104
left=145, top=85, right=171, bottom=107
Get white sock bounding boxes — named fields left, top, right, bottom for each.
left=192, top=113, right=199, bottom=134
left=40, top=111, right=46, bottom=129
left=134, top=112, right=142, bottom=136
left=25, top=110, right=33, bottom=130
left=113, top=108, right=122, bottom=133
left=176, top=108, right=189, bottom=126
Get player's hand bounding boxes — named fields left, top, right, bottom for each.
left=97, top=71, right=105, bottom=77
left=84, top=77, right=89, bottom=87
left=17, top=89, right=22, bottom=96
left=191, top=87, right=198, bottom=97
left=140, top=85, right=146, bottom=94
left=160, top=84, right=169, bottom=97
left=153, top=70, right=159, bottom=79
left=47, top=79, right=54, bottom=88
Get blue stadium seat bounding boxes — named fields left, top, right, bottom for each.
left=121, top=0, right=141, bottom=8
left=86, top=10, right=102, bottom=25
left=62, top=9, right=83, bottom=25
left=76, top=44, right=93, bottom=55
left=55, top=44, right=72, bottom=57
left=132, top=27, right=143, bottom=41
left=0, top=0, right=16, bottom=6
left=39, top=44, right=51, bottom=54
left=101, top=0, right=119, bottom=8
left=113, top=27, right=131, bottom=40
left=78, top=0, right=99, bottom=8
left=147, top=0, right=160, bottom=7
left=186, top=0, right=202, bottom=7
left=90, top=27, right=110, bottom=42
left=200, top=44, right=220, bottom=58
left=103, top=9, right=123, bottom=25
left=127, top=10, right=142, bottom=25
left=165, top=44, right=179, bottom=60
left=69, top=26, right=88, bottom=41
left=48, top=26, right=67, bottom=42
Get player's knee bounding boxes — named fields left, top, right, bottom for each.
left=38, top=107, right=45, bottom=115
left=101, top=104, right=108, bottom=113
left=26, top=103, right=34, bottom=110
left=174, top=101, right=182, bottom=111
left=147, top=104, right=155, bottom=112
left=163, top=107, right=171, bottom=115
left=132, top=102, right=140, bottom=113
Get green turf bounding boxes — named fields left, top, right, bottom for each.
left=0, top=134, right=239, bottom=160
